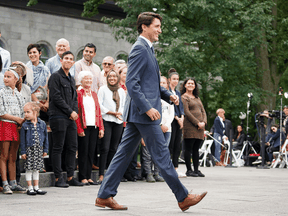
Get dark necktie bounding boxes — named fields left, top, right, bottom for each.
left=151, top=46, right=155, bottom=55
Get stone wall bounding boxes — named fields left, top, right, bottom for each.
left=0, top=6, right=131, bottom=65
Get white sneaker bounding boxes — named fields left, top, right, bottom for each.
left=177, top=171, right=187, bottom=178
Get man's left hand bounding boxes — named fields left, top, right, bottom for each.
left=170, top=95, right=179, bottom=105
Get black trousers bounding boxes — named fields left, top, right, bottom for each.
left=184, top=138, right=202, bottom=172
left=169, top=119, right=182, bottom=168
left=78, top=126, right=99, bottom=181
left=99, top=120, right=123, bottom=176
left=50, top=118, right=77, bottom=179
left=141, top=144, right=160, bottom=175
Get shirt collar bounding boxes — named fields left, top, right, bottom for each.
left=82, top=57, right=92, bottom=66
left=140, top=35, right=153, bottom=48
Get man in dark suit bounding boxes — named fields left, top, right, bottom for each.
left=95, top=12, right=207, bottom=212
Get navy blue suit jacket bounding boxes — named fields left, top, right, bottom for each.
left=213, top=116, right=225, bottom=136
left=123, top=37, right=171, bottom=124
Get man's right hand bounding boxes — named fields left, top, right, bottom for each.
left=146, top=108, right=161, bottom=121
left=70, top=111, right=78, bottom=121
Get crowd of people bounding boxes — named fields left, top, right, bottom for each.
left=0, top=28, right=211, bottom=197
left=1, top=20, right=283, bottom=200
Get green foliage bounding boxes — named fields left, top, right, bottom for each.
left=82, top=0, right=106, bottom=17
left=27, top=0, right=284, bottom=135
left=100, top=0, right=276, bottom=131
left=26, top=0, right=38, bottom=6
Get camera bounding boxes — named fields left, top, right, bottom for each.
left=268, top=110, right=287, bottom=119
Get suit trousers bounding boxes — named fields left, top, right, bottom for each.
left=78, top=126, right=99, bottom=181
left=97, top=122, right=188, bottom=202
left=50, top=118, right=77, bottom=179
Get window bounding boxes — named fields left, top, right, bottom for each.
left=0, top=37, right=7, bottom=49
left=76, top=49, right=84, bottom=61
left=37, top=41, right=54, bottom=64
left=39, top=44, right=50, bottom=64
left=116, top=53, right=128, bottom=63
left=0, top=40, right=4, bottom=48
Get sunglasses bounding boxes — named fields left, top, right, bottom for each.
left=102, top=63, right=113, bottom=66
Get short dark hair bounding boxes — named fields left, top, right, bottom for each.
left=84, top=43, right=96, bottom=53
left=137, top=12, right=162, bottom=34
left=61, top=51, right=74, bottom=59
left=27, top=44, right=41, bottom=54
left=180, top=77, right=199, bottom=98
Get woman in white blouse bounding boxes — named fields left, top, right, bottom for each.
left=97, top=70, right=126, bottom=183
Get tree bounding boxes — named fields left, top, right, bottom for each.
left=98, top=0, right=276, bottom=130
left=28, top=0, right=283, bottom=132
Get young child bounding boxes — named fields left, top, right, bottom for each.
left=20, top=102, right=48, bottom=195
left=0, top=66, right=26, bottom=194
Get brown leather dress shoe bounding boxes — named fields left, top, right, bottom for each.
left=95, top=197, right=128, bottom=210
left=178, top=192, right=208, bottom=211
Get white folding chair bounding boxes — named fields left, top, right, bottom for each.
left=272, top=139, right=288, bottom=168
left=199, top=139, right=214, bottom=167
left=223, top=139, right=244, bottom=167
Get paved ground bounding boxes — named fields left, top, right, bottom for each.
left=1, top=165, right=287, bottom=216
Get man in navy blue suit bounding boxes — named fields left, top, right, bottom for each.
left=95, top=12, right=207, bottom=212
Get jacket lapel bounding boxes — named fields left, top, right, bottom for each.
left=138, top=37, right=160, bottom=81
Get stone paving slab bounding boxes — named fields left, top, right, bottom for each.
left=1, top=165, right=288, bottom=216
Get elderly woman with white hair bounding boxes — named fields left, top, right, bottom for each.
left=75, top=70, right=104, bottom=185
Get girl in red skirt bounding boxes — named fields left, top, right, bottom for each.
left=0, top=65, right=26, bottom=194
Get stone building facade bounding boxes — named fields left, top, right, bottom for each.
left=0, top=2, right=131, bottom=66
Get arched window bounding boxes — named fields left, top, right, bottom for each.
left=37, top=41, right=54, bottom=64
left=0, top=37, right=8, bottom=49
left=76, top=49, right=84, bottom=61
left=116, top=53, right=128, bottom=63
left=39, top=44, right=50, bottom=64
left=0, top=40, right=5, bottom=48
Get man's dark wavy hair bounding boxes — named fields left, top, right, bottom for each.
left=61, top=51, right=74, bottom=59
left=137, top=12, right=162, bottom=34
